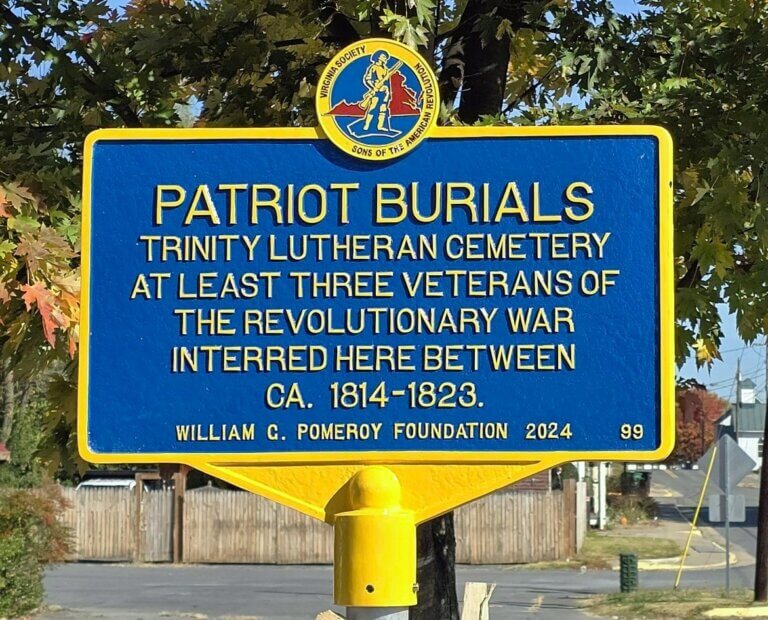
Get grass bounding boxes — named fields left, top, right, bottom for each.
left=585, top=588, right=756, bottom=619
left=526, top=532, right=681, bottom=570
left=579, top=533, right=681, bottom=566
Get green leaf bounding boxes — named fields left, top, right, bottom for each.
left=414, top=0, right=435, bottom=26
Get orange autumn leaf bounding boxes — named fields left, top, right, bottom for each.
left=15, top=227, right=75, bottom=275
left=0, top=188, right=11, bottom=218
left=52, top=276, right=80, bottom=331
left=52, top=273, right=81, bottom=304
left=2, top=183, right=35, bottom=209
left=21, top=281, right=58, bottom=347
left=68, top=331, right=78, bottom=358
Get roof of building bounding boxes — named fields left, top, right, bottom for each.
left=0, top=441, right=10, bottom=462
left=742, top=378, right=757, bottom=389
left=79, top=468, right=158, bottom=481
left=188, top=481, right=229, bottom=493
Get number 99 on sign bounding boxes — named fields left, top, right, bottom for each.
left=620, top=424, right=644, bottom=440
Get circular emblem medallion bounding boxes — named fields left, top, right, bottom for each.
left=316, top=38, right=439, bottom=161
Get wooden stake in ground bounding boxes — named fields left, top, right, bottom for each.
left=461, top=582, right=496, bottom=620
left=755, top=341, right=768, bottom=601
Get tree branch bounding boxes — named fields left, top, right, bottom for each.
left=678, top=257, right=702, bottom=289
left=273, top=35, right=358, bottom=48
left=436, top=19, right=552, bottom=45
left=426, top=0, right=443, bottom=63
left=317, top=1, right=360, bottom=45
left=502, top=63, right=556, bottom=115
left=437, top=0, right=476, bottom=110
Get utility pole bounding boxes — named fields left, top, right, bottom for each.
left=755, top=342, right=768, bottom=601
left=599, top=463, right=607, bottom=530
left=724, top=425, right=731, bottom=593
left=724, top=362, right=742, bottom=594
left=735, top=359, right=741, bottom=437
left=723, top=361, right=746, bottom=593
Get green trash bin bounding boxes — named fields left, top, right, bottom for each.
left=619, top=553, right=639, bottom=592
left=620, top=471, right=651, bottom=496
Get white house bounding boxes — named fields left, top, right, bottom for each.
left=719, top=378, right=764, bottom=470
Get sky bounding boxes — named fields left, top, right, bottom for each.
left=679, top=311, right=766, bottom=404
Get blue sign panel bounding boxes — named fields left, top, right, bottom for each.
left=79, top=127, right=673, bottom=463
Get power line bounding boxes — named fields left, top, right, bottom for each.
left=705, top=364, right=766, bottom=388
left=708, top=373, right=768, bottom=404
left=717, top=342, right=765, bottom=355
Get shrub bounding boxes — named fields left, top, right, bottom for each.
left=606, top=473, right=623, bottom=494
left=0, top=529, right=43, bottom=617
left=0, top=400, right=46, bottom=489
left=607, top=494, right=659, bottom=525
left=0, top=486, right=71, bottom=617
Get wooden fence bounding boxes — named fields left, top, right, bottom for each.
left=454, top=486, right=576, bottom=563
left=60, top=487, right=134, bottom=562
left=59, top=480, right=585, bottom=565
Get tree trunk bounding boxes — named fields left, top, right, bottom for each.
left=318, top=1, right=360, bottom=44
left=0, top=363, right=14, bottom=443
left=410, top=512, right=459, bottom=620
left=755, top=342, right=768, bottom=600
left=439, top=0, right=528, bottom=122
left=315, top=3, right=527, bottom=615
left=460, top=1, right=527, bottom=123
left=413, top=6, right=532, bottom=617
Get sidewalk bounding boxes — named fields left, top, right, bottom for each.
left=603, top=480, right=755, bottom=571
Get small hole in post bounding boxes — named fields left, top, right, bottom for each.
left=366, top=584, right=375, bottom=593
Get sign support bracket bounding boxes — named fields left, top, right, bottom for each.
left=334, top=467, right=417, bottom=609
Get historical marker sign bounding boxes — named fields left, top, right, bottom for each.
left=78, top=40, right=675, bottom=611
left=79, top=125, right=674, bottom=464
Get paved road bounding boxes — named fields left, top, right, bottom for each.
left=653, top=468, right=758, bottom=561
left=40, top=470, right=762, bottom=620
left=42, top=562, right=758, bottom=620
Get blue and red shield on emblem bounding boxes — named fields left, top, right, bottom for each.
left=325, top=51, right=426, bottom=147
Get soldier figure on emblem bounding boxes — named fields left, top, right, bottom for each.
left=348, top=51, right=402, bottom=138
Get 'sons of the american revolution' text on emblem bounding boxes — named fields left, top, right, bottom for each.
left=316, top=38, right=439, bottom=161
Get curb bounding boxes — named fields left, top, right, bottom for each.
left=610, top=550, right=739, bottom=572
left=704, top=607, right=768, bottom=618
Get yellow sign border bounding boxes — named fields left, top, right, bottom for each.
left=79, top=125, right=675, bottom=469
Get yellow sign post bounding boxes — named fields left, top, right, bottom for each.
left=80, top=39, right=674, bottom=615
